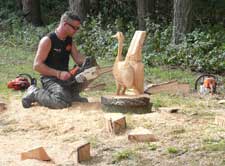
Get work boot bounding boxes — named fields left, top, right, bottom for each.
left=72, top=93, right=88, bottom=102
left=22, top=85, right=38, bottom=108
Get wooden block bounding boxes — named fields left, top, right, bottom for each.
left=218, top=100, right=225, bottom=104
left=0, top=101, right=6, bottom=112
left=128, top=127, right=157, bottom=142
left=21, top=147, right=51, bottom=161
left=72, top=141, right=91, bottom=163
left=215, top=115, right=225, bottom=128
left=105, top=114, right=126, bottom=134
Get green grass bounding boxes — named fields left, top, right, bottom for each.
left=147, top=143, right=158, bottom=151
left=167, top=147, right=179, bottom=154
left=145, top=66, right=196, bottom=86
left=0, top=46, right=37, bottom=97
left=201, top=139, right=225, bottom=152
left=112, top=149, right=136, bottom=163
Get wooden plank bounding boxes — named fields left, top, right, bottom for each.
left=144, top=81, right=190, bottom=95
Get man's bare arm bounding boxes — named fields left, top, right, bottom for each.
left=71, top=43, right=86, bottom=65
left=33, top=36, right=71, bottom=80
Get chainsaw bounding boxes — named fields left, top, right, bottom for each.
left=63, top=57, right=112, bottom=85
left=195, top=74, right=217, bottom=95
left=7, top=73, right=37, bottom=90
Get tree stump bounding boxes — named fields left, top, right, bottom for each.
left=101, top=94, right=152, bottom=113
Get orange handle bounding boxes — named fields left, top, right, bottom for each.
left=69, top=66, right=80, bottom=76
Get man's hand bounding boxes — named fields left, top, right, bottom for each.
left=58, top=71, right=71, bottom=80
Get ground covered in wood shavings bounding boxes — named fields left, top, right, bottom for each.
left=0, top=93, right=225, bottom=166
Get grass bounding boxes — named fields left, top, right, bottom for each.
left=167, top=147, right=179, bottom=154
left=201, top=139, right=225, bottom=152
left=87, top=135, right=99, bottom=148
left=112, top=149, right=136, bottom=163
left=0, top=46, right=37, bottom=98
left=145, top=66, right=196, bottom=86
left=147, top=143, right=158, bottom=151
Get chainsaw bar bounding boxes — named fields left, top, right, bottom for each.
left=96, top=66, right=112, bottom=76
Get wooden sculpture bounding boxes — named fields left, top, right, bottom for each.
left=112, top=31, right=146, bottom=95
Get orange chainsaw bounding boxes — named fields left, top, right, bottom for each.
left=7, top=73, right=37, bottom=90
left=64, top=57, right=112, bottom=85
left=195, top=74, right=217, bottom=95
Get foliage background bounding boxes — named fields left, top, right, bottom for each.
left=0, top=0, right=225, bottom=75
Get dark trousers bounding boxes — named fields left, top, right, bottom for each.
left=34, top=76, right=84, bottom=109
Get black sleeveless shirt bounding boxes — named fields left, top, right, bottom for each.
left=44, top=32, right=72, bottom=71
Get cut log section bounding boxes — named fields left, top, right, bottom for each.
left=128, top=127, right=158, bottom=142
left=21, top=147, right=51, bottom=161
left=0, top=99, right=6, bottom=112
left=70, top=141, right=91, bottom=163
left=101, top=94, right=152, bottom=113
left=105, top=113, right=126, bottom=134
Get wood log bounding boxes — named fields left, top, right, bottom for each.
left=21, top=147, right=51, bottom=161
left=0, top=101, right=6, bottom=112
left=70, top=141, right=91, bottom=163
left=128, top=127, right=158, bottom=142
left=101, top=94, right=152, bottom=113
left=105, top=114, right=126, bottom=134
left=0, top=97, right=6, bottom=112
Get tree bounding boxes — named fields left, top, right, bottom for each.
left=172, top=0, right=193, bottom=44
left=69, top=0, right=90, bottom=21
left=20, top=0, right=43, bottom=26
left=137, top=0, right=156, bottom=30
left=89, top=0, right=99, bottom=15
left=136, top=0, right=145, bottom=30
left=146, top=0, right=156, bottom=18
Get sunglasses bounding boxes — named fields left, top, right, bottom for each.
left=66, top=22, right=80, bottom=31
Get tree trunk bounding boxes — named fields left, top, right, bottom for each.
left=89, top=0, right=99, bottom=15
left=172, top=0, right=192, bottom=44
left=16, top=0, right=23, bottom=10
left=146, top=0, right=155, bottom=18
left=69, top=0, right=90, bottom=21
left=22, top=0, right=43, bottom=26
left=136, top=0, right=146, bottom=30
left=136, top=0, right=155, bottom=30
